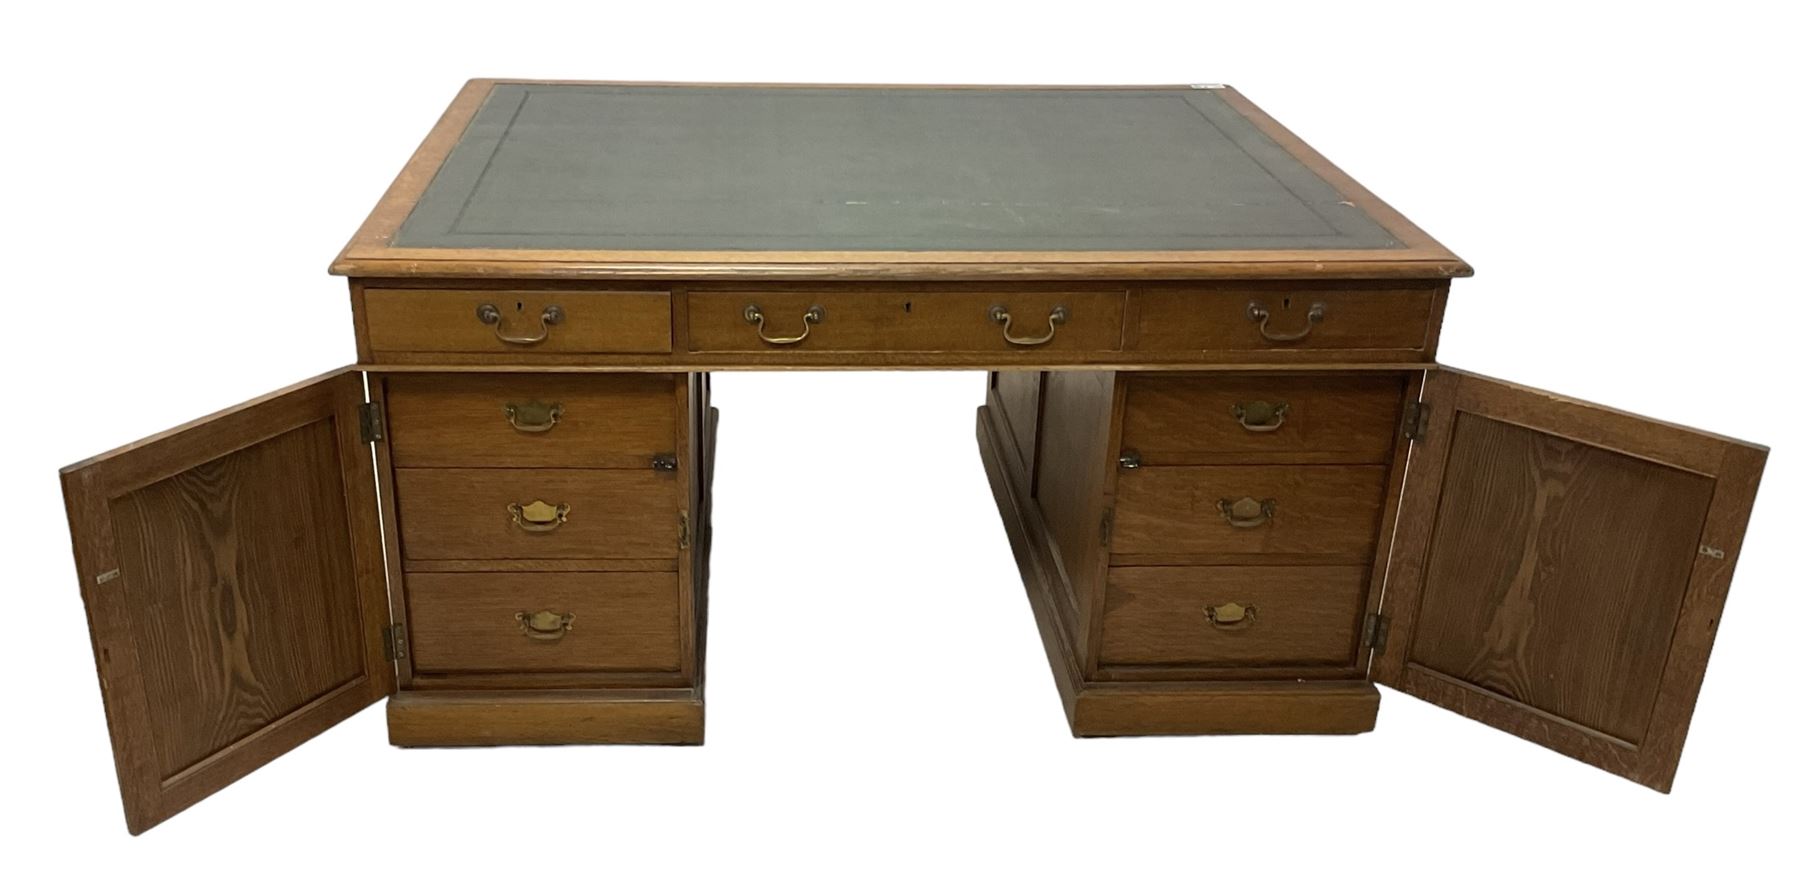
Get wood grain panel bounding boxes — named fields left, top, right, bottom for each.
left=394, top=468, right=679, bottom=560
left=687, top=289, right=1123, bottom=353
left=363, top=289, right=671, bottom=354
left=992, top=371, right=1044, bottom=473
left=406, top=572, right=681, bottom=674
left=106, top=420, right=367, bottom=776
left=1112, top=465, right=1388, bottom=558
left=1100, top=565, right=1367, bottom=667
left=1375, top=368, right=1768, bottom=791
left=1122, top=373, right=1405, bottom=465
left=1407, top=413, right=1712, bottom=744
left=383, top=373, right=678, bottom=468
left=1130, top=285, right=1434, bottom=357
left=1032, top=370, right=1118, bottom=656
left=60, top=370, right=391, bottom=834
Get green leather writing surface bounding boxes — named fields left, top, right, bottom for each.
left=393, top=85, right=1398, bottom=252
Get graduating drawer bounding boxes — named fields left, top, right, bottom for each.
left=686, top=290, right=1124, bottom=354
left=1111, top=465, right=1389, bottom=559
left=394, top=469, right=681, bottom=560
left=1120, top=374, right=1406, bottom=465
left=1129, top=285, right=1436, bottom=358
left=384, top=373, right=680, bottom=469
left=1099, top=565, right=1367, bottom=668
left=363, top=289, right=672, bottom=355
left=406, top=572, right=682, bottom=673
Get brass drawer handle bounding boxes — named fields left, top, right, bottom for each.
left=508, top=499, right=570, bottom=532
left=1217, top=497, right=1275, bottom=529
left=1246, top=300, right=1326, bottom=343
left=476, top=303, right=565, bottom=346
left=989, top=305, right=1069, bottom=346
left=744, top=304, right=824, bottom=345
left=516, top=610, right=575, bottom=642
left=1205, top=602, right=1257, bottom=630
left=504, top=400, right=563, bottom=433
left=1231, top=400, right=1290, bottom=433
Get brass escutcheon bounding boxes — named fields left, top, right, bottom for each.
left=1218, top=497, right=1275, bottom=529
left=477, top=303, right=565, bottom=346
left=1205, top=602, right=1257, bottom=630
left=1246, top=300, right=1326, bottom=342
left=989, top=305, right=1069, bottom=346
left=508, top=499, right=570, bottom=532
left=504, top=400, right=564, bottom=433
left=1231, top=400, right=1290, bottom=432
left=744, top=304, right=825, bottom=345
left=516, top=610, right=575, bottom=642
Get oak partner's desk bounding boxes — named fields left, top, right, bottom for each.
left=62, top=82, right=1768, bottom=833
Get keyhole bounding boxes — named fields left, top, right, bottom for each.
left=516, top=301, right=524, bottom=312
left=1282, top=297, right=1291, bottom=310
left=903, top=301, right=913, bottom=313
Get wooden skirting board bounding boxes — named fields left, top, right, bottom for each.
left=976, top=403, right=1380, bottom=736
left=387, top=688, right=704, bottom=746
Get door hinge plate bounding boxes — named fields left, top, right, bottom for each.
left=382, top=623, right=407, bottom=661
left=1099, top=508, right=1114, bottom=547
left=359, top=401, right=385, bottom=443
left=678, top=511, right=691, bottom=550
left=651, top=454, right=678, bottom=472
left=1401, top=400, right=1429, bottom=441
left=1362, top=613, right=1391, bottom=655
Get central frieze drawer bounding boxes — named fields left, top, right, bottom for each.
left=384, top=373, right=680, bottom=468
left=394, top=468, right=681, bottom=560
left=406, top=571, right=683, bottom=674
left=687, top=290, right=1125, bottom=353
left=363, top=289, right=673, bottom=354
left=1111, top=465, right=1389, bottom=558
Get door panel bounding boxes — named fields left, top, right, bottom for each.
left=61, top=370, right=392, bottom=833
left=1373, top=369, right=1766, bottom=791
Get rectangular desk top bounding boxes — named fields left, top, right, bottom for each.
left=333, top=81, right=1466, bottom=281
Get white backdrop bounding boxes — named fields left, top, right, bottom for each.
left=3, top=2, right=1795, bottom=892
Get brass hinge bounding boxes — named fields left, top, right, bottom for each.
left=1117, top=451, right=1142, bottom=470
left=382, top=623, right=407, bottom=661
left=678, top=512, right=691, bottom=550
left=1362, top=613, right=1391, bottom=655
left=359, top=401, right=385, bottom=443
left=651, top=454, right=678, bottom=472
left=1401, top=400, right=1430, bottom=441
left=1099, top=508, right=1114, bottom=547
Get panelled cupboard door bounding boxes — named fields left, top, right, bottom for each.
left=60, top=369, right=394, bottom=834
left=1372, top=368, right=1766, bottom=791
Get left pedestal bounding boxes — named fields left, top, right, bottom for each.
left=372, top=372, right=715, bottom=747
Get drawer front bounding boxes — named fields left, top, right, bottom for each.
left=395, top=469, right=680, bottom=560
left=1099, top=566, right=1367, bottom=667
left=1112, top=465, right=1389, bottom=558
left=364, top=289, right=672, bottom=354
left=1122, top=374, right=1405, bottom=465
left=385, top=374, right=679, bottom=468
left=687, top=290, right=1124, bottom=353
left=1130, top=286, right=1435, bottom=355
left=406, top=572, right=681, bottom=673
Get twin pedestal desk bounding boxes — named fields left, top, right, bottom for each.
left=61, top=82, right=1767, bottom=833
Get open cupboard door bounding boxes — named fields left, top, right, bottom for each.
left=1371, top=368, right=1766, bottom=791
left=61, top=370, right=395, bottom=833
